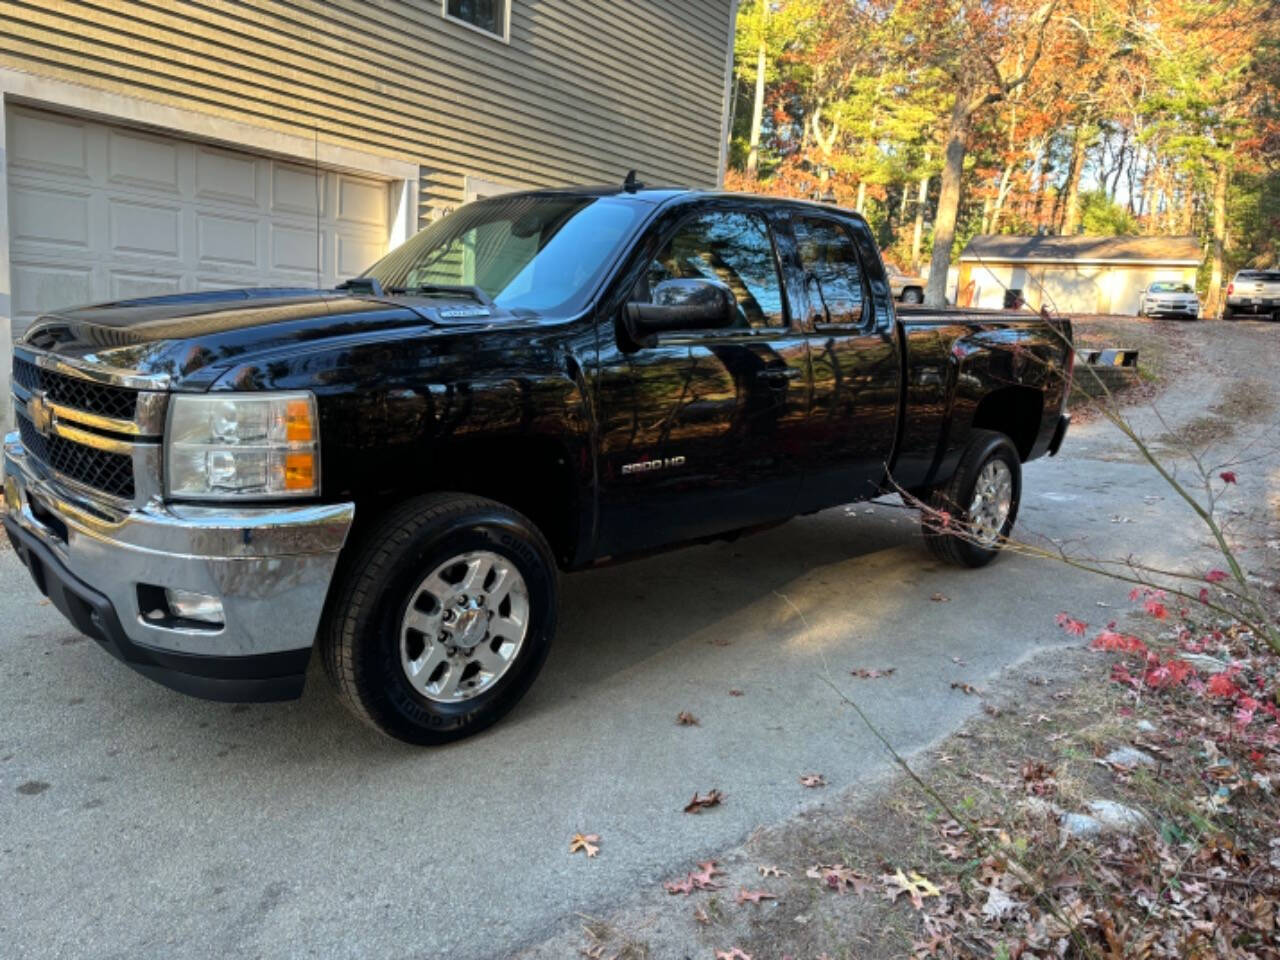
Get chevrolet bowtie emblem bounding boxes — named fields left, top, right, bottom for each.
left=27, top=391, right=54, bottom=436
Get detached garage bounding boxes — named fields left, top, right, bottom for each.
left=956, top=235, right=1203, bottom=316
left=5, top=105, right=395, bottom=330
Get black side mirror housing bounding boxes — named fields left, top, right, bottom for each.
left=621, top=279, right=738, bottom=349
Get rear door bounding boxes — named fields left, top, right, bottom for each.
left=785, top=212, right=901, bottom=511
left=593, top=202, right=810, bottom=557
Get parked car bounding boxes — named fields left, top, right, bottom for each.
left=1137, top=281, right=1200, bottom=319
left=4, top=185, right=1073, bottom=745
left=1223, top=269, right=1280, bottom=319
left=886, top=265, right=926, bottom=304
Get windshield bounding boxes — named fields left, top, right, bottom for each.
left=1149, top=282, right=1193, bottom=294
left=362, top=195, right=645, bottom=315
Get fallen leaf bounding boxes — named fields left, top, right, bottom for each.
left=667, top=860, right=726, bottom=894
left=715, top=950, right=752, bottom=960
left=1055, top=613, right=1088, bottom=636
left=880, top=869, right=941, bottom=909
left=757, top=865, right=786, bottom=877
left=799, top=773, right=826, bottom=788
left=728, top=689, right=744, bottom=697
left=981, top=884, right=1020, bottom=921
left=951, top=656, right=968, bottom=666
left=931, top=593, right=950, bottom=602
left=693, top=905, right=711, bottom=925
left=806, top=864, right=871, bottom=895
left=1220, top=471, right=1237, bottom=484
left=951, top=682, right=978, bottom=695
left=676, top=711, right=699, bottom=726
left=851, top=667, right=895, bottom=678
left=569, top=833, right=600, bottom=858
left=684, top=790, right=724, bottom=813
left=735, top=887, right=777, bottom=904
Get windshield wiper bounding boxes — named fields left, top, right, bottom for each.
left=385, top=284, right=496, bottom=308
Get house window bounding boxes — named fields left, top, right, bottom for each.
left=443, top=0, right=509, bottom=40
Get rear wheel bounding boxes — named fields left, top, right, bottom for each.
left=1222, top=305, right=1235, bottom=320
left=321, top=493, right=557, bottom=745
left=921, top=430, right=1021, bottom=568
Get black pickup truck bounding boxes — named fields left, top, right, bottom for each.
left=4, top=185, right=1072, bottom=744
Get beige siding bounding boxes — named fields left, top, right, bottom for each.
left=0, top=0, right=733, bottom=222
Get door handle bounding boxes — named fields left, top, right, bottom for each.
left=756, top=368, right=800, bottom=382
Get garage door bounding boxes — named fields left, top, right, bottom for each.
left=5, top=105, right=392, bottom=332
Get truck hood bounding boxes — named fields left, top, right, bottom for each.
left=17, top=287, right=532, bottom=390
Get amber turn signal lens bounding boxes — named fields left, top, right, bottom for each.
left=285, top=399, right=314, bottom=443
left=284, top=453, right=316, bottom=491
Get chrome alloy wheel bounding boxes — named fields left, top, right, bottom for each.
left=399, top=550, right=530, bottom=703
left=968, top=460, right=1013, bottom=547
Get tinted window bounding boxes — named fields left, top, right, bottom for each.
left=363, top=195, right=643, bottom=314
left=793, top=217, right=866, bottom=325
left=1149, top=282, right=1192, bottom=293
left=446, top=0, right=506, bottom=37
left=641, top=211, right=785, bottom=329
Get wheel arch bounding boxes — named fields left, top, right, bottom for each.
left=970, top=386, right=1044, bottom=461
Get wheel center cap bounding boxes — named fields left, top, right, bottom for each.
left=453, top=606, right=486, bottom=649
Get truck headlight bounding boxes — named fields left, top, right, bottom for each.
left=166, top=392, right=319, bottom=499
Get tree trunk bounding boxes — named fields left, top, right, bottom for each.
left=925, top=98, right=970, bottom=307
left=745, top=0, right=767, bottom=177
left=855, top=180, right=867, bottom=213
left=898, top=184, right=910, bottom=224
left=1139, top=152, right=1156, bottom=232
left=990, top=160, right=1015, bottom=233
left=1034, top=144, right=1053, bottom=231
left=1061, top=124, right=1089, bottom=235
left=911, top=161, right=929, bottom=274
left=1205, top=163, right=1228, bottom=316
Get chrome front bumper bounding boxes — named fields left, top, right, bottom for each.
left=4, top=431, right=354, bottom=698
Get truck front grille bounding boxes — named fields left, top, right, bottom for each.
left=17, top=415, right=136, bottom=500
left=12, top=356, right=138, bottom=421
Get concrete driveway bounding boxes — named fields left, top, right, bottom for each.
left=2, top=320, right=1276, bottom=959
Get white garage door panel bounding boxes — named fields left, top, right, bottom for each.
left=6, top=105, right=393, bottom=332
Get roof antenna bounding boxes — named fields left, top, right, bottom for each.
left=623, top=169, right=644, bottom=193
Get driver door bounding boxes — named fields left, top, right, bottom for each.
left=592, top=204, right=810, bottom=558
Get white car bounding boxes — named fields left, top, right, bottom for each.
left=1138, top=281, right=1200, bottom=320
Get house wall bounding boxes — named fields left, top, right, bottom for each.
left=0, top=1, right=736, bottom=217
left=958, top=261, right=1199, bottom=315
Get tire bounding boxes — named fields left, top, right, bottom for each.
left=321, top=493, right=558, bottom=745
left=1221, top=305, right=1235, bottom=320
left=901, top=287, right=924, bottom=305
left=921, top=429, right=1021, bottom=568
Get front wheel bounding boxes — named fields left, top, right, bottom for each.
left=921, top=430, right=1022, bottom=568
left=321, top=493, right=558, bottom=745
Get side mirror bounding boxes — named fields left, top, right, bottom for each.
left=623, top=279, right=738, bottom=346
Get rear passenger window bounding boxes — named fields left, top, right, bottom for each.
left=640, top=211, right=786, bottom=329
left=793, top=217, right=866, bottom=326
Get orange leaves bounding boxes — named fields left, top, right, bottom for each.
left=799, top=773, right=827, bottom=788
left=665, top=860, right=725, bottom=895
left=734, top=887, right=777, bottom=905
left=569, top=833, right=600, bottom=858
left=683, top=790, right=725, bottom=814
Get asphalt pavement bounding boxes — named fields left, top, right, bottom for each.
left=2, top=320, right=1276, bottom=960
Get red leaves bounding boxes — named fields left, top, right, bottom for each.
left=1091, top=630, right=1147, bottom=655
left=1142, top=657, right=1192, bottom=690
left=1219, top=471, right=1238, bottom=484
left=1143, top=598, right=1168, bottom=620
left=683, top=790, right=724, bottom=813
left=1056, top=612, right=1088, bottom=636
left=734, top=887, right=777, bottom=904
left=1207, top=671, right=1242, bottom=698
left=1205, top=569, right=1229, bottom=583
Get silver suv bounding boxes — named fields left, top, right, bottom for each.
left=1223, top=270, right=1280, bottom=319
left=1138, top=281, right=1200, bottom=319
